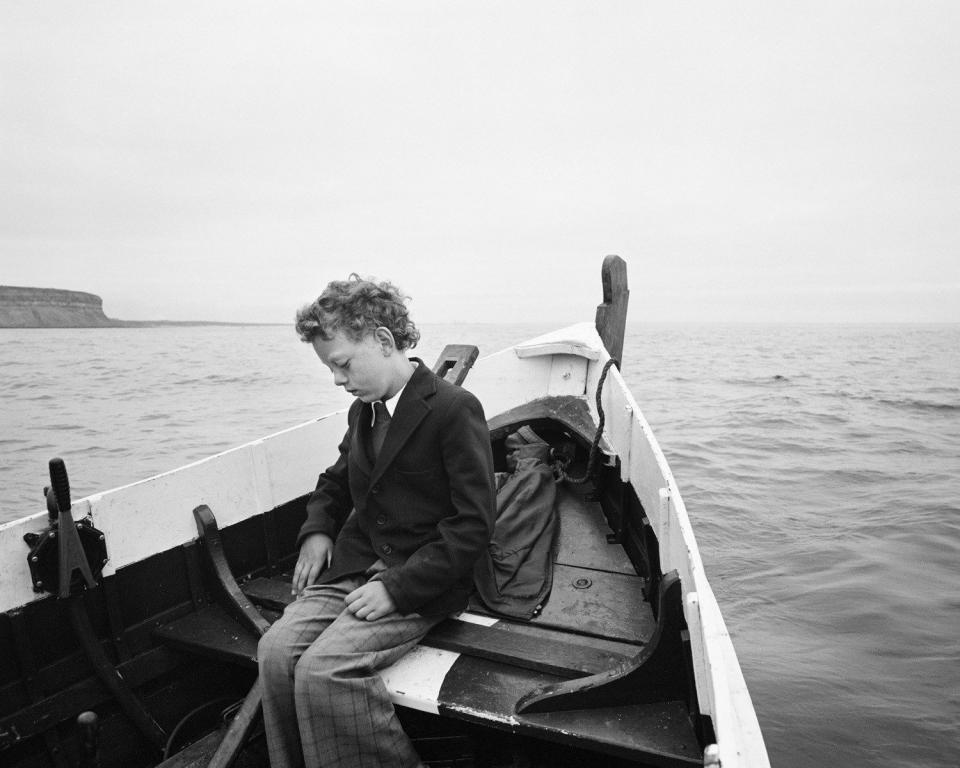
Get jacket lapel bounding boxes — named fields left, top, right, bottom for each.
left=370, top=360, right=435, bottom=484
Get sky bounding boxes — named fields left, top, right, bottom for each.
left=1, top=1, right=958, bottom=324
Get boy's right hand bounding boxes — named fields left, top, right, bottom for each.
left=292, top=533, right=334, bottom=595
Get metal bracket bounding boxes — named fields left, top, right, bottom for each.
left=23, top=459, right=107, bottom=596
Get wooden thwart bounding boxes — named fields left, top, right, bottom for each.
left=425, top=619, right=631, bottom=678
left=158, top=583, right=636, bottom=681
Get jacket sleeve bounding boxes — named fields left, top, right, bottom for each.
left=295, top=410, right=355, bottom=549
left=378, top=388, right=496, bottom=614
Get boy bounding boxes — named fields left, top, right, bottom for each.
left=258, top=275, right=496, bottom=768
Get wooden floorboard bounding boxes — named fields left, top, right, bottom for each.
left=554, top=485, right=636, bottom=575
left=469, top=563, right=654, bottom=645
left=536, top=563, right=653, bottom=643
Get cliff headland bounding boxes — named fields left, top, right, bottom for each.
left=0, top=286, right=120, bottom=328
left=0, top=286, right=256, bottom=328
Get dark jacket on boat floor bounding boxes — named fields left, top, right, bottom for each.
left=473, top=428, right=559, bottom=620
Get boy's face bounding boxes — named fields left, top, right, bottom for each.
left=312, top=329, right=394, bottom=403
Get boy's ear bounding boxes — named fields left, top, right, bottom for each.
left=374, top=326, right=397, bottom=353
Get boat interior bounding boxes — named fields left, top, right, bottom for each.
left=2, top=256, right=718, bottom=768
left=1, top=386, right=710, bottom=768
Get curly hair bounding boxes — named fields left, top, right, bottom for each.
left=295, top=274, right=420, bottom=350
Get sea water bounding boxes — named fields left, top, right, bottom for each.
left=1, top=322, right=958, bottom=768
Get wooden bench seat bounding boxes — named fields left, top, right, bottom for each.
left=239, top=576, right=639, bottom=677
left=154, top=594, right=637, bottom=680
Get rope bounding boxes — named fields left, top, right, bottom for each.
left=557, top=358, right=619, bottom=485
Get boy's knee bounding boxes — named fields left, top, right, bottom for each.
left=292, top=652, right=337, bottom=704
left=293, top=642, right=360, bottom=683
left=258, top=625, right=295, bottom=676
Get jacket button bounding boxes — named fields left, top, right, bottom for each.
left=375, top=514, right=387, bottom=526
left=381, top=544, right=392, bottom=555
left=371, top=485, right=381, bottom=495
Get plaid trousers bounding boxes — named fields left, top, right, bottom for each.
left=258, top=575, right=440, bottom=768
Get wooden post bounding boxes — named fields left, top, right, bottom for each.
left=594, top=255, right=629, bottom=366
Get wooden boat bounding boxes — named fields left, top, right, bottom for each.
left=0, top=257, right=769, bottom=768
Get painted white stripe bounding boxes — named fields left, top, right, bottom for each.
left=380, top=645, right=461, bottom=715
left=452, top=611, right=499, bottom=627
left=379, top=612, right=499, bottom=713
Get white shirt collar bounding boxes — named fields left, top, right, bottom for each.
left=371, top=361, right=417, bottom=423
left=379, top=383, right=404, bottom=418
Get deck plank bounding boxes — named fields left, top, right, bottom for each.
left=554, top=485, right=636, bottom=575
left=470, top=563, right=654, bottom=644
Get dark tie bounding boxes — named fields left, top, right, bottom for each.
left=371, top=401, right=391, bottom=459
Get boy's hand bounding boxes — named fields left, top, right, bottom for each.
left=344, top=581, right=396, bottom=621
left=292, top=533, right=333, bottom=595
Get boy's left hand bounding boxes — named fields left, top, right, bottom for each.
left=344, top=581, right=397, bottom=621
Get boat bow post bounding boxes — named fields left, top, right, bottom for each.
left=594, top=254, right=629, bottom=368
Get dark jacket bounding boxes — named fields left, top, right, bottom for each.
left=473, top=428, right=559, bottom=620
left=297, top=360, right=496, bottom=616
